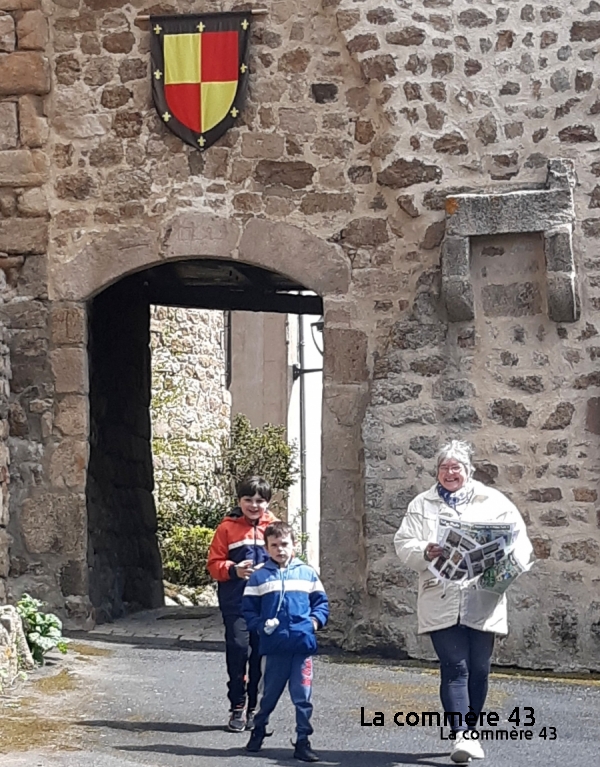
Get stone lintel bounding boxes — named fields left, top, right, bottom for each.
left=445, top=188, right=573, bottom=237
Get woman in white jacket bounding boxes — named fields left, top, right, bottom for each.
left=394, top=440, right=532, bottom=764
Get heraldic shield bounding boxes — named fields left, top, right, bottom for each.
left=150, top=12, right=251, bottom=151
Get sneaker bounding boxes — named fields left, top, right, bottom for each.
left=227, top=707, right=246, bottom=733
left=246, top=725, right=266, bottom=752
left=293, top=738, right=320, bottom=763
left=450, top=731, right=485, bottom=763
left=245, top=709, right=256, bottom=730
left=464, top=734, right=484, bottom=760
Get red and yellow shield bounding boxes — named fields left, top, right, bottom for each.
left=150, top=13, right=251, bottom=151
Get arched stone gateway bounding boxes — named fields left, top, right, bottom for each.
left=9, top=215, right=368, bottom=640
left=48, top=213, right=351, bottom=301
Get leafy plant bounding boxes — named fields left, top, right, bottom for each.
left=16, top=594, right=69, bottom=665
left=161, top=526, right=215, bottom=588
left=218, top=414, right=298, bottom=515
left=156, top=414, right=298, bottom=539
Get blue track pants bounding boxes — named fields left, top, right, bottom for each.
left=253, top=654, right=314, bottom=737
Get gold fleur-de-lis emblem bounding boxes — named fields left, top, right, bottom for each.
left=154, top=69, right=162, bottom=80
left=198, top=135, right=206, bottom=147
left=240, top=63, right=248, bottom=74
left=153, top=24, right=162, bottom=34
left=241, top=18, right=249, bottom=30
left=197, top=22, right=205, bottom=31
left=230, top=107, right=239, bottom=118
left=162, top=111, right=171, bottom=122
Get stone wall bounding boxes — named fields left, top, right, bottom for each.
left=1, top=0, right=600, bottom=668
left=150, top=306, right=230, bottom=528
left=87, top=280, right=163, bottom=622
left=0, top=278, right=11, bottom=605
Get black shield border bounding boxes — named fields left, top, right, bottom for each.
left=150, top=12, right=251, bottom=151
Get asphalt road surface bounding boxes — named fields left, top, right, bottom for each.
left=1, top=634, right=599, bottom=767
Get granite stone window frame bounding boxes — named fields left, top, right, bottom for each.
left=441, top=159, right=579, bottom=324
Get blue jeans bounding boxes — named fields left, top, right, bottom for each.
left=253, top=654, right=314, bottom=738
left=429, top=624, right=495, bottom=733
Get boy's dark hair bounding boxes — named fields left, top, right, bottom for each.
left=265, top=521, right=295, bottom=545
left=236, top=475, right=272, bottom=503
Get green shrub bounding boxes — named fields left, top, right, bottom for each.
left=155, top=414, right=298, bottom=539
left=16, top=594, right=69, bottom=666
left=219, top=414, right=298, bottom=515
left=160, top=526, right=215, bottom=588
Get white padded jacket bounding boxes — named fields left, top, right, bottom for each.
left=394, top=480, right=533, bottom=635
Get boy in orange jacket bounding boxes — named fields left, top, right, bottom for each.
left=207, top=476, right=278, bottom=732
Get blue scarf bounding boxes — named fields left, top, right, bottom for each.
left=437, top=481, right=474, bottom=510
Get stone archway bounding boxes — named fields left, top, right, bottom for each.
left=21, top=214, right=368, bottom=631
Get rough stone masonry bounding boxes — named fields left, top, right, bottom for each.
left=0, top=0, right=600, bottom=670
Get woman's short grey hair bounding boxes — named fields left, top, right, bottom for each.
left=435, top=440, right=474, bottom=477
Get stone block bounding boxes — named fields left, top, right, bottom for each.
left=241, top=132, right=284, bottom=159
left=278, top=108, right=316, bottom=134
left=18, top=95, right=48, bottom=147
left=0, top=14, right=15, bottom=52
left=377, top=158, right=442, bottom=189
left=16, top=10, right=48, bottom=50
left=254, top=159, right=316, bottom=189
left=586, top=398, right=600, bottom=434
left=0, top=0, right=39, bottom=8
left=17, top=187, right=47, bottom=217
left=441, top=235, right=470, bottom=277
left=0, top=605, right=35, bottom=691
left=0, top=102, right=17, bottom=149
left=50, top=347, right=88, bottom=394
left=490, top=399, right=532, bottom=428
left=0, top=52, right=50, bottom=95
left=544, top=226, right=574, bottom=272
left=323, top=384, right=369, bottom=427
left=49, top=438, right=88, bottom=489
left=239, top=218, right=350, bottom=297
left=547, top=272, right=580, bottom=323
left=443, top=277, right=474, bottom=321
left=20, top=492, right=86, bottom=556
left=0, top=217, right=47, bottom=253
left=50, top=303, right=86, bottom=345
left=0, top=149, right=48, bottom=186
left=54, top=394, right=87, bottom=437
left=323, top=328, right=368, bottom=384
left=482, top=282, right=542, bottom=317
left=17, top=254, right=48, bottom=299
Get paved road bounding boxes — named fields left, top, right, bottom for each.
left=1, top=608, right=599, bottom=766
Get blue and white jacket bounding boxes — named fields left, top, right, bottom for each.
left=242, top=557, right=329, bottom=656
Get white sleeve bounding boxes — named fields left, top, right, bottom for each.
left=394, top=497, right=431, bottom=574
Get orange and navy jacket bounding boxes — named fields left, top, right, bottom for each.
left=207, top=506, right=278, bottom=616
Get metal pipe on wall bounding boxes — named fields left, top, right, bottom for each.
left=298, top=314, right=307, bottom=553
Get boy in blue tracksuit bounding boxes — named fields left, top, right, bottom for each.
left=242, top=521, right=329, bottom=763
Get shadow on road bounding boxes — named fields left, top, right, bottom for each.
left=118, top=743, right=448, bottom=765
left=65, top=631, right=226, bottom=653
left=77, top=719, right=225, bottom=734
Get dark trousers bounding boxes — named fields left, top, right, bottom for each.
left=223, top=614, right=261, bottom=711
left=429, top=623, right=495, bottom=733
left=254, top=655, right=314, bottom=738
